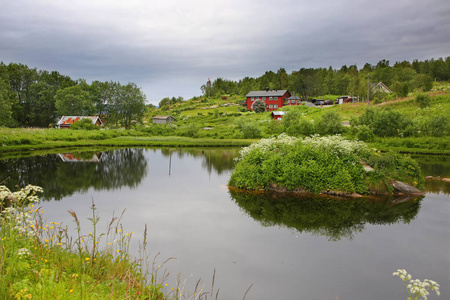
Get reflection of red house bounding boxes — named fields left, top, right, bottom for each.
left=56, top=116, right=102, bottom=129
left=58, top=153, right=102, bottom=162
left=245, top=89, right=291, bottom=111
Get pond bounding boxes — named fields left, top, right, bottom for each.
left=0, top=149, right=449, bottom=300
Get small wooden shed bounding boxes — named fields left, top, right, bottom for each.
left=271, top=111, right=285, bottom=120
left=152, top=115, right=175, bottom=124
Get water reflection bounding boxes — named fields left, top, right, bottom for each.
left=229, top=190, right=423, bottom=241
left=412, top=154, right=450, bottom=178
left=0, top=149, right=147, bottom=200
left=413, top=155, right=450, bottom=195
left=160, top=148, right=238, bottom=174
left=58, top=152, right=103, bottom=162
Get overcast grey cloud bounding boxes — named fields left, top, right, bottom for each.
left=1, top=0, right=449, bottom=105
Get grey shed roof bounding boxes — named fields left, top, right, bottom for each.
left=246, top=90, right=288, bottom=97
left=152, top=115, right=174, bottom=120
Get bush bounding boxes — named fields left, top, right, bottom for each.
left=317, top=110, right=342, bottom=135
left=70, top=118, right=100, bottom=130
left=282, top=110, right=317, bottom=136
left=252, top=100, right=266, bottom=113
left=417, top=113, right=450, bottom=137
left=415, top=94, right=431, bottom=108
left=356, top=125, right=374, bottom=142
left=355, top=107, right=412, bottom=137
left=234, top=119, right=262, bottom=139
left=180, top=124, right=199, bottom=137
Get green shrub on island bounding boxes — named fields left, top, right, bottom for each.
left=228, top=134, right=424, bottom=195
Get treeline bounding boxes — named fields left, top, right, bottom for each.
left=0, top=62, right=147, bottom=128
left=201, top=57, right=450, bottom=99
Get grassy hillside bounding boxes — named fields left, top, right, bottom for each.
left=0, top=83, right=449, bottom=155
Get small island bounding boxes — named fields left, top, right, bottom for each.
left=228, top=134, right=425, bottom=197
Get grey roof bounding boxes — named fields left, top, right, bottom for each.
left=152, top=115, right=175, bottom=120
left=271, top=111, right=285, bottom=116
left=287, top=93, right=301, bottom=100
left=246, top=90, right=289, bottom=97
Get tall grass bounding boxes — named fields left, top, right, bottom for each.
left=0, top=185, right=228, bottom=299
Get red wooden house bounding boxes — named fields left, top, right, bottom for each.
left=56, top=116, right=103, bottom=129
left=245, top=89, right=291, bottom=111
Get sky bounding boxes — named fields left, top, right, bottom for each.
left=1, top=0, right=449, bottom=105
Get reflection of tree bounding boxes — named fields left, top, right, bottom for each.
left=229, top=190, right=422, bottom=241
left=424, top=180, right=450, bottom=195
left=412, top=155, right=450, bottom=178
left=0, top=149, right=147, bottom=201
left=412, top=155, right=450, bottom=195
left=160, top=148, right=238, bottom=174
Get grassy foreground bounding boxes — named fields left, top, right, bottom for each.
left=0, top=185, right=212, bottom=300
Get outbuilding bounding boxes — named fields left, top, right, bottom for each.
left=285, top=93, right=302, bottom=106
left=152, top=115, right=175, bottom=124
left=271, top=111, right=285, bottom=120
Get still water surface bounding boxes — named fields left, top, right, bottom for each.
left=1, top=149, right=449, bottom=300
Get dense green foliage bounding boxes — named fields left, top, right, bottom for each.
left=199, top=57, right=450, bottom=100
left=0, top=63, right=147, bottom=128
left=351, top=95, right=450, bottom=138
left=229, top=135, right=424, bottom=194
left=70, top=118, right=100, bottom=130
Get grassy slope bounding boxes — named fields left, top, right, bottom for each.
left=0, top=85, right=449, bottom=155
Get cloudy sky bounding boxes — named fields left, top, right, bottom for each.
left=1, top=0, right=449, bottom=105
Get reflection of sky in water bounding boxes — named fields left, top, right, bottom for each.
left=2, top=149, right=450, bottom=300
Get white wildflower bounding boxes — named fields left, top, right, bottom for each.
left=17, top=248, right=32, bottom=257
left=394, top=269, right=440, bottom=300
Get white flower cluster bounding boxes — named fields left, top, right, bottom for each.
left=2, top=206, right=35, bottom=237
left=1, top=185, right=43, bottom=237
left=302, top=134, right=369, bottom=157
left=0, top=185, right=43, bottom=205
left=393, top=269, right=440, bottom=300
left=17, top=247, right=32, bottom=257
left=235, top=134, right=371, bottom=162
left=235, top=133, right=298, bottom=162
